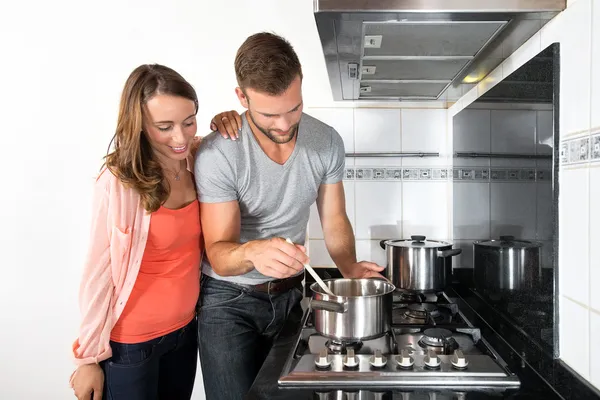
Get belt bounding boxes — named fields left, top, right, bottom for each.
left=249, top=273, right=304, bottom=295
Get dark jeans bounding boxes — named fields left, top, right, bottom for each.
left=101, top=318, right=198, bottom=400
left=197, top=275, right=303, bottom=400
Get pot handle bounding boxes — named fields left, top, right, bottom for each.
left=438, top=248, right=462, bottom=258
left=310, top=299, right=348, bottom=313
left=379, top=240, right=388, bottom=250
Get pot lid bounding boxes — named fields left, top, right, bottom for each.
left=475, top=236, right=542, bottom=249
left=384, top=235, right=450, bottom=249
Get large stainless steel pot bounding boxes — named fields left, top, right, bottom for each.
left=473, top=236, right=542, bottom=291
left=309, top=278, right=395, bottom=341
left=379, top=236, right=462, bottom=293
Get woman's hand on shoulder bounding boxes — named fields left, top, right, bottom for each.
left=70, top=363, right=104, bottom=400
left=210, top=110, right=242, bottom=140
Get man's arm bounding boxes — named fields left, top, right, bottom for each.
left=317, top=182, right=385, bottom=279
left=200, top=201, right=309, bottom=279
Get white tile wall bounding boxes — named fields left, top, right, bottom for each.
left=490, top=110, right=537, bottom=168
left=305, top=106, right=451, bottom=270
left=402, top=182, right=449, bottom=239
left=308, top=239, right=334, bottom=267
left=590, top=167, right=600, bottom=312
left=453, top=183, right=490, bottom=240
left=558, top=168, right=590, bottom=306
left=354, top=108, right=402, bottom=166
left=355, top=181, right=403, bottom=240
left=401, top=109, right=448, bottom=166
left=560, top=295, right=590, bottom=380
left=490, top=183, right=537, bottom=239
left=593, top=3, right=600, bottom=130
left=452, top=109, right=491, bottom=167
left=356, top=240, right=387, bottom=268
left=556, top=0, right=592, bottom=135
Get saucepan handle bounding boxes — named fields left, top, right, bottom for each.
left=310, top=299, right=348, bottom=313
left=438, top=249, right=462, bottom=258
left=379, top=240, right=388, bottom=250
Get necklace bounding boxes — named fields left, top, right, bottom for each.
left=167, top=162, right=182, bottom=181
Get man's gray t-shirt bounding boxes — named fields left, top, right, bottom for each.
left=195, top=112, right=345, bottom=284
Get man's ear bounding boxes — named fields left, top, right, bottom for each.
left=235, top=87, right=249, bottom=109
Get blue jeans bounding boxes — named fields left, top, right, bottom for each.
left=197, top=275, right=303, bottom=400
left=101, top=318, right=198, bottom=400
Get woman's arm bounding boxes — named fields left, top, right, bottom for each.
left=71, top=175, right=114, bottom=366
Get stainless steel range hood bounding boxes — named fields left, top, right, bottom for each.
left=313, top=0, right=565, bottom=101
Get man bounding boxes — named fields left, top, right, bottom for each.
left=195, top=32, right=385, bottom=400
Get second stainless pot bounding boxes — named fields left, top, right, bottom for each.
left=310, top=278, right=395, bottom=341
left=380, top=236, right=462, bottom=293
left=473, top=236, right=542, bottom=291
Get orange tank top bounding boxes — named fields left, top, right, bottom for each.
left=111, top=200, right=202, bottom=343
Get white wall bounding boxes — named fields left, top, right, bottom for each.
left=0, top=0, right=358, bottom=399
left=450, top=0, right=600, bottom=388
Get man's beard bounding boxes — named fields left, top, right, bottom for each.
left=248, top=110, right=299, bottom=144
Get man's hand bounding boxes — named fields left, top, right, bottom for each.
left=246, top=238, right=308, bottom=279
left=210, top=110, right=242, bottom=140
left=346, top=261, right=386, bottom=279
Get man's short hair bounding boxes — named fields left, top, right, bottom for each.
left=235, top=32, right=303, bottom=96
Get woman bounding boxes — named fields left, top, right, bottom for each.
left=69, top=64, right=236, bottom=400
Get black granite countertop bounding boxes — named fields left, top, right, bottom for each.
left=245, top=280, right=600, bottom=400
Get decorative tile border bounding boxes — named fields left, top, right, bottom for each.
left=560, top=132, right=600, bottom=165
left=344, top=167, right=551, bottom=182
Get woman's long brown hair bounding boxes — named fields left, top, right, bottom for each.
left=104, top=64, right=198, bottom=213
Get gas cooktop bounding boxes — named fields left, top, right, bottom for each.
left=278, top=291, right=520, bottom=390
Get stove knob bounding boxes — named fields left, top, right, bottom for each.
left=369, top=349, right=387, bottom=368
left=451, top=350, right=469, bottom=369
left=343, top=348, right=359, bottom=368
left=424, top=350, right=441, bottom=368
left=395, top=349, right=414, bottom=369
left=315, top=348, right=331, bottom=369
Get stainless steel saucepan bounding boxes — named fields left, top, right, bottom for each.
left=380, top=235, right=462, bottom=293
left=473, top=235, right=542, bottom=292
left=309, top=278, right=395, bottom=341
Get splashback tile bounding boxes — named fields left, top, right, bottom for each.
left=558, top=0, right=592, bottom=136
left=490, top=110, right=537, bottom=168
left=354, top=108, right=402, bottom=166
left=490, top=183, right=537, bottom=240
left=454, top=240, right=475, bottom=269
left=355, top=181, right=403, bottom=240
left=453, top=182, right=491, bottom=240
left=590, top=168, right=600, bottom=312
left=593, top=1, right=600, bottom=130
left=356, top=240, right=387, bottom=268
left=308, top=239, right=334, bottom=267
left=559, top=167, right=590, bottom=306
left=401, top=109, right=448, bottom=166
left=402, top=182, right=449, bottom=240
left=453, top=109, right=491, bottom=168
left=560, top=295, right=590, bottom=380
